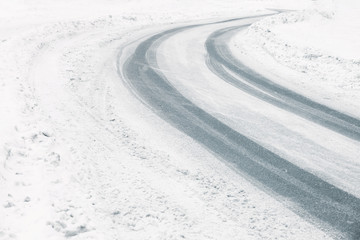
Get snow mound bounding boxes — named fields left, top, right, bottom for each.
left=243, top=10, right=360, bottom=89
left=231, top=5, right=360, bottom=116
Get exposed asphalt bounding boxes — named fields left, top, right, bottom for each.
left=120, top=14, right=360, bottom=239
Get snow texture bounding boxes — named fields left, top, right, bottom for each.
left=1, top=0, right=356, bottom=239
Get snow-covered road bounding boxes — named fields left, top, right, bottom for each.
left=1, top=1, right=360, bottom=239
left=120, top=13, right=360, bottom=239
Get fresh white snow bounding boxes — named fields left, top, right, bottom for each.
left=1, top=0, right=357, bottom=239
left=230, top=0, right=360, bottom=117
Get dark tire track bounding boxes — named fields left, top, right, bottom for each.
left=120, top=15, right=360, bottom=239
left=206, top=26, right=360, bottom=141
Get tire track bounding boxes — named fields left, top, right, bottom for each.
left=120, top=15, right=360, bottom=239
left=206, top=26, right=360, bottom=141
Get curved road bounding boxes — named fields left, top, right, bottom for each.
left=206, top=26, right=360, bottom=141
left=120, top=14, right=360, bottom=239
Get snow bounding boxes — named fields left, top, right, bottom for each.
left=0, top=0, right=353, bottom=239
left=230, top=0, right=360, bottom=117
left=274, top=3, right=360, bottom=60
left=157, top=16, right=360, bottom=200
left=228, top=0, right=360, bottom=204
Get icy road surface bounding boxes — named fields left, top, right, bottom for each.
left=120, top=13, right=360, bottom=239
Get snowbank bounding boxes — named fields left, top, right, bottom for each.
left=231, top=0, right=360, bottom=116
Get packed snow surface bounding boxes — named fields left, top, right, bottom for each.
left=1, top=0, right=358, bottom=239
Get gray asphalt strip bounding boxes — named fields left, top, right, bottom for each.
left=206, top=26, right=360, bottom=141
left=120, top=16, right=360, bottom=239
